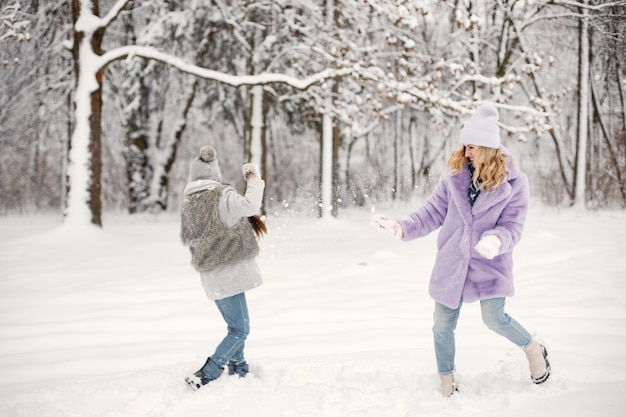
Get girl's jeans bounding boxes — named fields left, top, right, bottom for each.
left=433, top=297, right=533, bottom=375
left=202, top=292, right=250, bottom=379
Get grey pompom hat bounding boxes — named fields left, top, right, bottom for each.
left=189, top=145, right=222, bottom=182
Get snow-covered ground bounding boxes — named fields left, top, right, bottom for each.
left=1, top=205, right=625, bottom=417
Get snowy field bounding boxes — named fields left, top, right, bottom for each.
left=1, top=205, right=625, bottom=417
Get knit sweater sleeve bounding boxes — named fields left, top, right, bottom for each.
left=219, top=177, right=266, bottom=228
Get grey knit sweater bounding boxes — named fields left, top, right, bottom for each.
left=180, top=178, right=265, bottom=300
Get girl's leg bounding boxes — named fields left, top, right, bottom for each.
left=480, top=298, right=532, bottom=348
left=433, top=301, right=462, bottom=376
left=201, top=292, right=250, bottom=379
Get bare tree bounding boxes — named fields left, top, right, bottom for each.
left=4, top=0, right=625, bottom=218
left=66, top=0, right=356, bottom=226
left=0, top=1, right=72, bottom=213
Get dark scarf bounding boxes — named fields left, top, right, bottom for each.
left=467, top=163, right=482, bottom=206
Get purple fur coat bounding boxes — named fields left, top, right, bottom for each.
left=397, top=148, right=529, bottom=309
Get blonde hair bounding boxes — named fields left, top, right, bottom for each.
left=447, top=146, right=509, bottom=191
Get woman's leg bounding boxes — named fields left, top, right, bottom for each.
left=201, top=292, right=250, bottom=379
left=481, top=297, right=550, bottom=383
left=480, top=298, right=532, bottom=348
left=433, top=301, right=462, bottom=376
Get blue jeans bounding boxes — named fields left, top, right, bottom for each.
left=432, top=297, right=533, bottom=375
left=201, top=292, right=250, bottom=379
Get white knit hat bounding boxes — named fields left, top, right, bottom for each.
left=189, top=145, right=222, bottom=182
left=459, top=105, right=501, bottom=149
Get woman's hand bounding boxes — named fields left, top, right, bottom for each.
left=371, top=214, right=403, bottom=239
left=475, top=235, right=501, bottom=259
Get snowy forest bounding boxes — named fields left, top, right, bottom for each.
left=1, top=0, right=625, bottom=226
left=2, top=2, right=626, bottom=416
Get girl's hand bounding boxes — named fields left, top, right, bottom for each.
left=242, top=163, right=260, bottom=180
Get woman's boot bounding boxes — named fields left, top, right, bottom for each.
left=524, top=340, right=551, bottom=384
left=440, top=374, right=458, bottom=397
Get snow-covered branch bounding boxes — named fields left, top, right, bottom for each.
left=0, top=1, right=30, bottom=43
left=99, top=0, right=132, bottom=29
left=99, top=45, right=353, bottom=90
left=214, top=0, right=251, bottom=52
left=546, top=0, right=626, bottom=10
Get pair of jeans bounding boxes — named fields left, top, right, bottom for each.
left=201, top=292, right=250, bottom=379
left=432, top=297, right=532, bottom=375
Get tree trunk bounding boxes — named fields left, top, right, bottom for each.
left=590, top=68, right=626, bottom=205
left=259, top=87, right=270, bottom=214
left=615, top=59, right=626, bottom=137
left=319, top=0, right=336, bottom=218
left=66, top=0, right=105, bottom=227
left=89, top=66, right=103, bottom=225
left=392, top=109, right=401, bottom=200
left=160, top=79, right=197, bottom=209
left=573, top=0, right=590, bottom=207
left=331, top=112, right=340, bottom=218
left=250, top=85, right=263, bottom=168
left=320, top=112, right=333, bottom=218
left=408, top=114, right=418, bottom=190
left=247, top=84, right=269, bottom=214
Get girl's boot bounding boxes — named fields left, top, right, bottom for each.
left=228, top=360, right=249, bottom=377
left=185, top=357, right=223, bottom=391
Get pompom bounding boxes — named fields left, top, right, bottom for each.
left=198, top=146, right=217, bottom=162
left=475, top=104, right=499, bottom=120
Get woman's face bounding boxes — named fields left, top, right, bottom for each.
left=464, top=145, right=479, bottom=163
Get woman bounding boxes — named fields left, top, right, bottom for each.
left=372, top=105, right=550, bottom=397
left=180, top=145, right=266, bottom=391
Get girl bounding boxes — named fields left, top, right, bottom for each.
left=180, top=145, right=266, bottom=390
